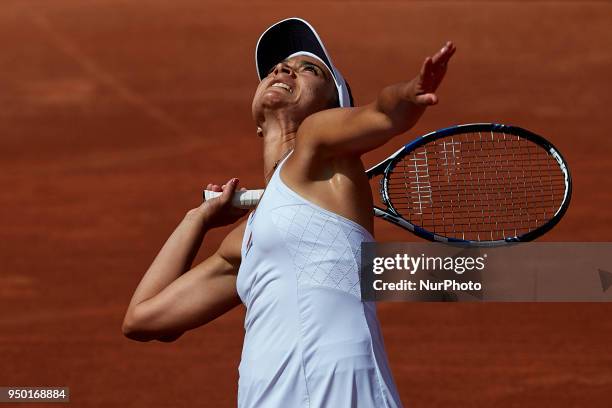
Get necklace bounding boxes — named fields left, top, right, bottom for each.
left=266, top=149, right=293, bottom=181
left=257, top=149, right=293, bottom=210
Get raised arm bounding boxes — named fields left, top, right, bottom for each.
left=297, top=42, right=456, bottom=157
left=121, top=179, right=247, bottom=342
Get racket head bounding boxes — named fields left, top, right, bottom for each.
left=368, top=123, right=572, bottom=246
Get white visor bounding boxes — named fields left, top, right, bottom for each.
left=255, top=17, right=353, bottom=108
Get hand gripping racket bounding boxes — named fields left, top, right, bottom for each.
left=202, top=189, right=265, bottom=209
left=203, top=123, right=572, bottom=246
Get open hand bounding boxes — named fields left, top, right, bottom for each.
left=410, top=41, right=456, bottom=106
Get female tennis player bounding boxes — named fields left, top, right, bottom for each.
left=122, top=18, right=455, bottom=407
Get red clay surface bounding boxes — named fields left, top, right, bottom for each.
left=1, top=1, right=611, bottom=407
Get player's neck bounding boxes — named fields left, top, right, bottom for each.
left=259, top=113, right=298, bottom=140
left=261, top=127, right=296, bottom=184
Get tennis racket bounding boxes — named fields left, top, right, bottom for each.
left=203, top=189, right=265, bottom=209
left=203, top=123, right=572, bottom=246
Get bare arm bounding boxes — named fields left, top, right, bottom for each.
left=122, top=179, right=247, bottom=342
left=296, top=42, right=456, bottom=157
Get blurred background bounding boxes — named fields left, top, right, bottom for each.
left=1, top=1, right=611, bottom=406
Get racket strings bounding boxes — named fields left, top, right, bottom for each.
left=386, top=131, right=566, bottom=241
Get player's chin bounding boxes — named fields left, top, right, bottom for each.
left=257, top=91, right=293, bottom=110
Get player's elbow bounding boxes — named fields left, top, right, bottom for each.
left=121, top=320, right=151, bottom=342
left=121, top=308, right=155, bottom=342
left=122, top=306, right=184, bottom=343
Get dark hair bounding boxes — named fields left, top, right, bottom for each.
left=327, top=91, right=340, bottom=109
left=327, top=79, right=353, bottom=109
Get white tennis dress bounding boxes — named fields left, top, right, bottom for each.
left=236, top=153, right=403, bottom=408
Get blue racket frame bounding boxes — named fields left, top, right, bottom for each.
left=366, top=123, right=572, bottom=246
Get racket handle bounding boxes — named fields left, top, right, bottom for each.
left=203, top=189, right=264, bottom=209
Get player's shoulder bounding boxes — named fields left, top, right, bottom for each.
left=296, top=106, right=354, bottom=149
left=286, top=136, right=365, bottom=181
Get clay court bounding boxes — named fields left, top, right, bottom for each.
left=1, top=1, right=611, bottom=406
